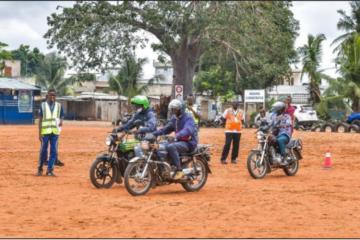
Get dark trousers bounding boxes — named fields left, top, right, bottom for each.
left=221, top=132, right=241, bottom=162
left=165, top=141, right=190, bottom=170
left=38, top=134, right=59, bottom=171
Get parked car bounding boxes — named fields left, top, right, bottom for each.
left=346, top=112, right=360, bottom=133
left=293, top=104, right=319, bottom=130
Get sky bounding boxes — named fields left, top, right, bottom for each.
left=0, top=1, right=352, bottom=80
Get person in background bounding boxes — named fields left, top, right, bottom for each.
left=220, top=101, right=243, bottom=164
left=254, top=106, right=270, bottom=127
left=283, top=95, right=296, bottom=133
left=37, top=89, right=64, bottom=176
left=185, top=94, right=201, bottom=141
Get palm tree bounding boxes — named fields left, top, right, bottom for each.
left=334, top=34, right=360, bottom=111
left=298, top=34, right=330, bottom=104
left=109, top=54, right=156, bottom=117
left=35, top=52, right=69, bottom=95
left=332, top=1, right=360, bottom=55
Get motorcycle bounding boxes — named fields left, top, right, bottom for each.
left=123, top=134, right=212, bottom=196
left=247, top=121, right=303, bottom=179
left=89, top=120, right=144, bottom=188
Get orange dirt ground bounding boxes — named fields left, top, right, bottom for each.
left=0, top=122, right=360, bottom=238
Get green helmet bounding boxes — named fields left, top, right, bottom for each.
left=130, top=95, right=150, bottom=110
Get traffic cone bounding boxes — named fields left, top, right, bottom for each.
left=322, top=150, right=332, bottom=169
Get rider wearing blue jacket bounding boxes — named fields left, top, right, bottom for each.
left=114, top=95, right=157, bottom=134
left=152, top=99, right=198, bottom=180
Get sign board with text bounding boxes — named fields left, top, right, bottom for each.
left=244, top=89, right=265, bottom=103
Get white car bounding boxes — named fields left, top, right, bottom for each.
left=293, top=104, right=319, bottom=129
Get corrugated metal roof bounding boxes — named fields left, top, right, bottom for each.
left=0, top=78, right=40, bottom=91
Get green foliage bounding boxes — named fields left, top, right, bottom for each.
left=11, top=45, right=45, bottom=76
left=44, top=1, right=299, bottom=96
left=35, top=52, right=70, bottom=96
left=298, top=34, right=330, bottom=104
left=108, top=54, right=154, bottom=102
left=0, top=42, right=12, bottom=76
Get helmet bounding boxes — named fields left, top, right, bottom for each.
left=169, top=99, right=185, bottom=116
left=130, top=95, right=150, bottom=110
left=271, top=101, right=286, bottom=115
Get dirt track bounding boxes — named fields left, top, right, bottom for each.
left=0, top=122, right=360, bottom=238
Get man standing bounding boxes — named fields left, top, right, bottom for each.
left=283, top=95, right=296, bottom=133
left=220, top=101, right=243, bottom=164
left=37, top=89, right=64, bottom=176
left=185, top=94, right=201, bottom=136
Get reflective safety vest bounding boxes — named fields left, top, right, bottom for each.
left=185, top=105, right=200, bottom=125
left=223, top=108, right=243, bottom=132
left=41, top=102, right=61, bottom=135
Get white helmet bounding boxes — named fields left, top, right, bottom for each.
left=169, top=99, right=185, bottom=115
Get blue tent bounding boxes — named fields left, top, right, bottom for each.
left=0, top=78, right=41, bottom=124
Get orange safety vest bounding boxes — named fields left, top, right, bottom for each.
left=224, top=108, right=243, bottom=132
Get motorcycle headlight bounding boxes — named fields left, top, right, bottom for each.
left=140, top=140, right=150, bottom=150
left=105, top=136, right=112, bottom=146
left=257, top=135, right=263, bottom=140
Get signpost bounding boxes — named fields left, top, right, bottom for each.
left=243, top=89, right=265, bottom=126
left=175, top=85, right=183, bottom=101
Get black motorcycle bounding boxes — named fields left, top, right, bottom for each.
left=247, top=122, right=303, bottom=179
left=123, top=134, right=212, bottom=196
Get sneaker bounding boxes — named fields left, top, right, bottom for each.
left=173, top=171, right=184, bottom=180
left=221, top=160, right=228, bottom=165
left=46, top=170, right=56, bottom=177
left=279, top=159, right=288, bottom=166
left=231, top=159, right=238, bottom=164
left=55, top=160, right=64, bottom=167
left=36, top=168, right=43, bottom=176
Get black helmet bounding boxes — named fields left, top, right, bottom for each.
left=271, top=101, right=286, bottom=115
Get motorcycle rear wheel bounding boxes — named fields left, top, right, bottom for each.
left=89, top=158, right=118, bottom=189
left=247, top=151, right=268, bottom=179
left=124, top=162, right=153, bottom=196
left=181, top=160, right=208, bottom=192
left=283, top=160, right=299, bottom=176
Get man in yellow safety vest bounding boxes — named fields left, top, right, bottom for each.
left=37, top=89, right=64, bottom=176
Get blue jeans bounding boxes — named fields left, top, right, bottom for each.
left=39, top=134, right=59, bottom=171
left=276, top=134, right=290, bottom=157
left=165, top=141, right=190, bottom=170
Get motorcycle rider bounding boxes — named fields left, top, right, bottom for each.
left=270, top=101, right=293, bottom=166
left=152, top=99, right=198, bottom=180
left=113, top=95, right=157, bottom=134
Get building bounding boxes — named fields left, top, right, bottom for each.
left=138, top=60, right=173, bottom=97
left=2, top=60, right=21, bottom=78
left=0, top=78, right=40, bottom=124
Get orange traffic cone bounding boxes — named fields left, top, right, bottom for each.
left=322, top=150, right=333, bottom=169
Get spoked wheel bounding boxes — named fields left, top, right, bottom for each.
left=247, top=151, right=268, bottom=179
left=283, top=160, right=299, bottom=176
left=181, top=160, right=208, bottom=192
left=89, top=158, right=118, bottom=189
left=124, top=162, right=152, bottom=196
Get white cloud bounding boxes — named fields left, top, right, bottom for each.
left=291, top=1, right=351, bottom=77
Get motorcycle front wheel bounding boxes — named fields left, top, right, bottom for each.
left=181, top=159, right=208, bottom=192
left=89, top=158, right=118, bottom=189
left=247, top=151, right=268, bottom=179
left=124, top=162, right=153, bottom=196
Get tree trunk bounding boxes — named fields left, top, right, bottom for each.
left=170, top=39, right=201, bottom=99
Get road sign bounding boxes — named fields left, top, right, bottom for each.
left=244, top=89, right=265, bottom=103
left=175, top=85, right=183, bottom=100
